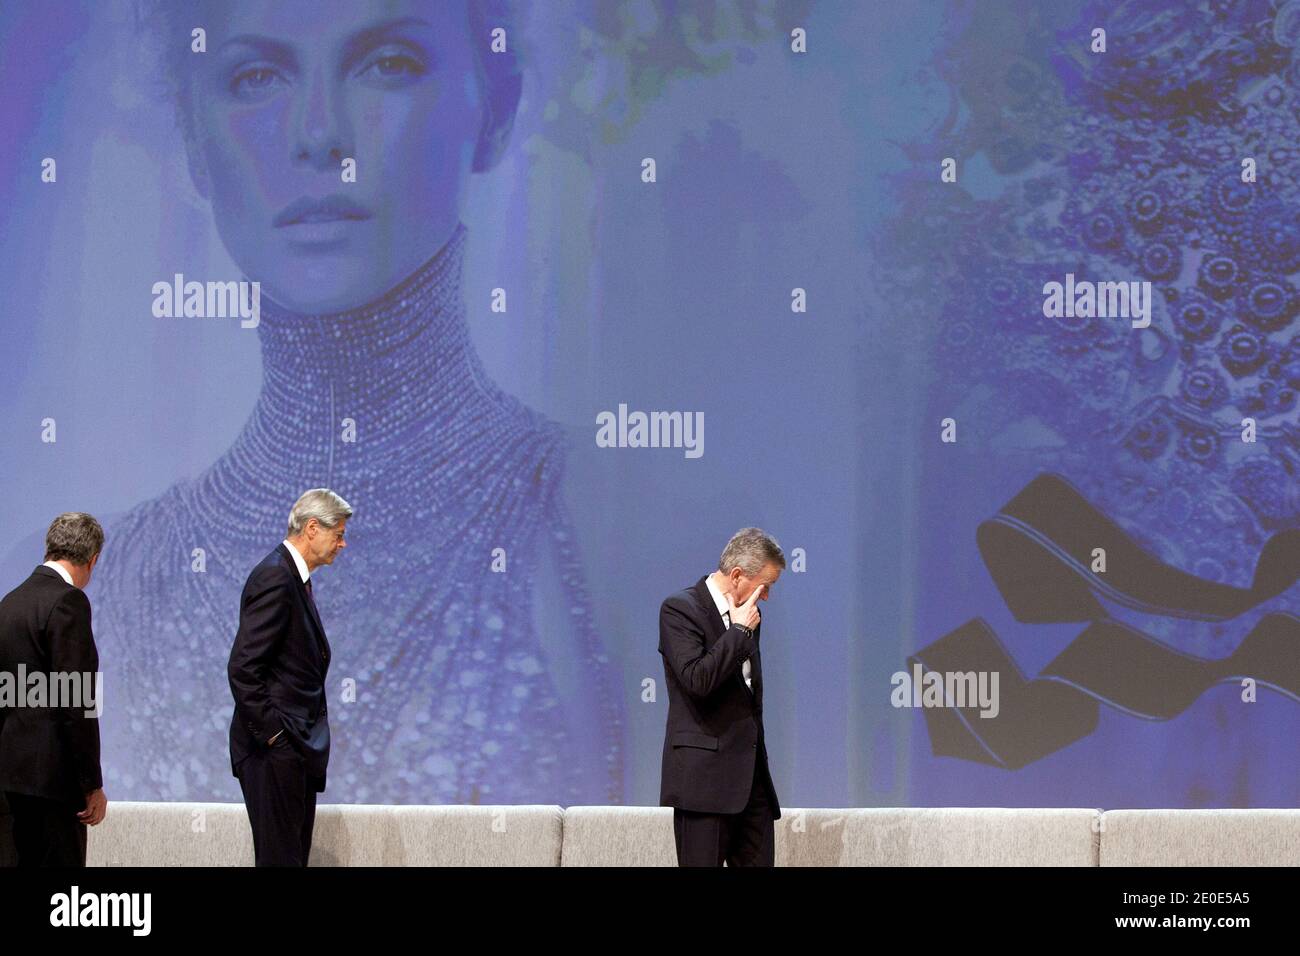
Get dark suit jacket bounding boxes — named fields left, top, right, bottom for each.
left=228, top=544, right=331, bottom=789
left=0, top=566, right=103, bottom=806
left=658, top=576, right=781, bottom=818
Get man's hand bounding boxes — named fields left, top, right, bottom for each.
left=78, top=788, right=107, bottom=827
left=726, top=583, right=764, bottom=630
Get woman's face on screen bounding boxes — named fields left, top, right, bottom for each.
left=185, top=0, right=483, bottom=313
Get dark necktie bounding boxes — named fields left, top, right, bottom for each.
left=303, top=577, right=329, bottom=663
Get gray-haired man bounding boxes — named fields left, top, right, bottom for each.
left=658, top=527, right=784, bottom=866
left=0, top=513, right=108, bottom=867
left=228, top=488, right=351, bottom=866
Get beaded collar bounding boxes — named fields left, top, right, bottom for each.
left=93, top=222, right=625, bottom=805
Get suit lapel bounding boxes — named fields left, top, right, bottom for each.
left=693, top=575, right=759, bottom=699
left=277, top=545, right=329, bottom=660
left=691, top=576, right=726, bottom=643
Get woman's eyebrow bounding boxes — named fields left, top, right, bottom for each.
left=340, top=16, right=435, bottom=60
left=217, top=34, right=297, bottom=65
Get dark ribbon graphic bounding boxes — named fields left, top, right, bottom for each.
left=977, top=473, right=1300, bottom=622
left=910, top=613, right=1300, bottom=769
left=912, top=472, right=1300, bottom=767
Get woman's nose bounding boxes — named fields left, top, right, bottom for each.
left=292, top=67, right=353, bottom=170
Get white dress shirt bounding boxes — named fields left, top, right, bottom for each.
left=42, top=560, right=74, bottom=586
left=282, top=539, right=311, bottom=584
left=705, top=573, right=752, bottom=692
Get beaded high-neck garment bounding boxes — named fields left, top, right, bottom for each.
left=92, top=222, right=625, bottom=805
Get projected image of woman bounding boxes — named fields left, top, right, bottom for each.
left=92, top=0, right=624, bottom=804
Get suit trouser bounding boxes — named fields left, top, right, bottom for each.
left=3, top=791, right=87, bottom=867
left=672, top=756, right=776, bottom=867
left=236, top=742, right=320, bottom=867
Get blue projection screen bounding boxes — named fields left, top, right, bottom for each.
left=1, top=0, right=1297, bottom=810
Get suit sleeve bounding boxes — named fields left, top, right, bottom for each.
left=47, top=588, right=103, bottom=794
left=228, top=567, right=291, bottom=744
left=658, top=597, right=756, bottom=700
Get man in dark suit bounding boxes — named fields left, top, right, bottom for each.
left=0, top=512, right=108, bottom=867
left=228, top=488, right=351, bottom=867
left=658, top=527, right=785, bottom=866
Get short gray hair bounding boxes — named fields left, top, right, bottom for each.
left=718, top=527, right=785, bottom=576
left=287, top=489, right=353, bottom=537
left=44, top=513, right=105, bottom=565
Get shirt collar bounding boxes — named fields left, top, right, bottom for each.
left=703, top=572, right=730, bottom=622
left=41, top=560, right=74, bottom=587
left=282, top=540, right=311, bottom=583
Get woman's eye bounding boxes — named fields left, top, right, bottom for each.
left=230, top=66, right=284, bottom=98
left=360, top=54, right=426, bottom=83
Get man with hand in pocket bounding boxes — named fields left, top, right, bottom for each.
left=228, top=489, right=351, bottom=867
left=658, top=528, right=784, bottom=867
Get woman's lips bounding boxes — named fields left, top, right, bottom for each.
left=274, top=195, right=374, bottom=245
left=277, top=219, right=371, bottom=245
